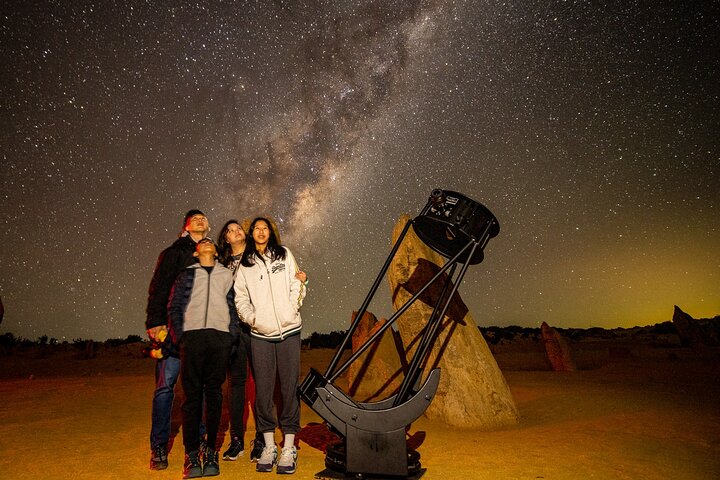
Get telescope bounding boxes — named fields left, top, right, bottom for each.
left=300, top=189, right=500, bottom=479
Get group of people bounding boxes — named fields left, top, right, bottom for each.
left=146, top=210, right=307, bottom=478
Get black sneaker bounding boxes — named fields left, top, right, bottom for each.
left=182, top=451, right=203, bottom=479
left=250, top=434, right=265, bottom=462
left=222, top=437, right=244, bottom=461
left=149, top=444, right=168, bottom=470
left=203, top=448, right=220, bottom=476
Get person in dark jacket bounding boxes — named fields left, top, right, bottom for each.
left=168, top=237, right=240, bottom=479
left=146, top=209, right=209, bottom=471
left=216, top=219, right=260, bottom=461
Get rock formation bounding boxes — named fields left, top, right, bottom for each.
left=346, top=311, right=405, bottom=402
left=672, top=305, right=709, bottom=350
left=540, top=321, right=576, bottom=371
left=386, top=215, right=519, bottom=428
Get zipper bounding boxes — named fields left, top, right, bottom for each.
left=261, top=256, right=284, bottom=340
left=204, top=268, right=211, bottom=328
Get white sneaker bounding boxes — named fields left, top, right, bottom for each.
left=256, top=445, right=277, bottom=473
left=276, top=446, right=297, bottom=474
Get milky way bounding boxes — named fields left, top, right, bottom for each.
left=1, top=1, right=718, bottom=341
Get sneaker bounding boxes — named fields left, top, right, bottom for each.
left=250, top=436, right=265, bottom=462
left=203, top=448, right=220, bottom=476
left=182, top=451, right=203, bottom=479
left=149, top=444, right=168, bottom=470
left=223, top=437, right=244, bottom=461
left=276, top=445, right=297, bottom=475
left=256, top=444, right=277, bottom=473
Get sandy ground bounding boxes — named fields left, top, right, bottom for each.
left=0, top=344, right=718, bottom=479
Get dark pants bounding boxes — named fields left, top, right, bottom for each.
left=181, top=329, right=232, bottom=454
left=228, top=329, right=253, bottom=439
left=251, top=333, right=301, bottom=435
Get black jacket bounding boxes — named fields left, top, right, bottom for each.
left=146, top=235, right=198, bottom=330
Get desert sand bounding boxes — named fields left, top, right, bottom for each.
left=0, top=341, right=718, bottom=479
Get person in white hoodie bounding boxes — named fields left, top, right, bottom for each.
left=234, top=217, right=306, bottom=475
left=217, top=219, right=307, bottom=464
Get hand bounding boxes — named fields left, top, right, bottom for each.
left=295, top=270, right=307, bottom=283
left=147, top=325, right=167, bottom=341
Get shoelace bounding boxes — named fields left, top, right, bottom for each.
left=153, top=446, right=167, bottom=460
left=278, top=448, right=295, bottom=462
left=260, top=447, right=276, bottom=462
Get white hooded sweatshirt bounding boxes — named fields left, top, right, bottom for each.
left=233, top=247, right=306, bottom=341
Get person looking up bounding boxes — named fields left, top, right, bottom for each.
left=218, top=219, right=308, bottom=464
left=217, top=219, right=260, bottom=461
left=146, top=210, right=209, bottom=471
left=234, top=217, right=307, bottom=475
left=168, top=237, right=240, bottom=478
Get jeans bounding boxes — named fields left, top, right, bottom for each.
left=150, top=355, right=181, bottom=449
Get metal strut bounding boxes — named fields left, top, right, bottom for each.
left=299, top=189, right=500, bottom=479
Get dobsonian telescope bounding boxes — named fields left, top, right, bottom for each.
left=299, top=189, right=500, bottom=479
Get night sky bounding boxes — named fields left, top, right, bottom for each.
left=1, top=1, right=718, bottom=342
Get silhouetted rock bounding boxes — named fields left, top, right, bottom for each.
left=672, top=305, right=710, bottom=350
left=387, top=215, right=519, bottom=429
left=346, top=311, right=405, bottom=401
left=540, top=322, right=576, bottom=371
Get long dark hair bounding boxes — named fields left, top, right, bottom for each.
left=217, top=219, right=241, bottom=268
left=241, top=217, right=286, bottom=267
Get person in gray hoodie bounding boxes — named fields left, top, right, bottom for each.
left=168, top=237, right=240, bottom=479
left=234, top=217, right=306, bottom=475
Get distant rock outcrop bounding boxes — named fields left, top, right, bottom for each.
left=672, top=305, right=710, bottom=350
left=387, top=215, right=519, bottom=429
left=540, top=322, right=576, bottom=371
left=346, top=311, right=405, bottom=401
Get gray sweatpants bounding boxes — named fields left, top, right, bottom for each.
left=250, top=333, right=301, bottom=435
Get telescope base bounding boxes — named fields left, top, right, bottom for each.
left=314, top=442, right=424, bottom=479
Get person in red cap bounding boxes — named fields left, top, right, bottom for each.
left=146, top=209, right=209, bottom=471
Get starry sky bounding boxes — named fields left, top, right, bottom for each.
left=1, top=1, right=718, bottom=341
